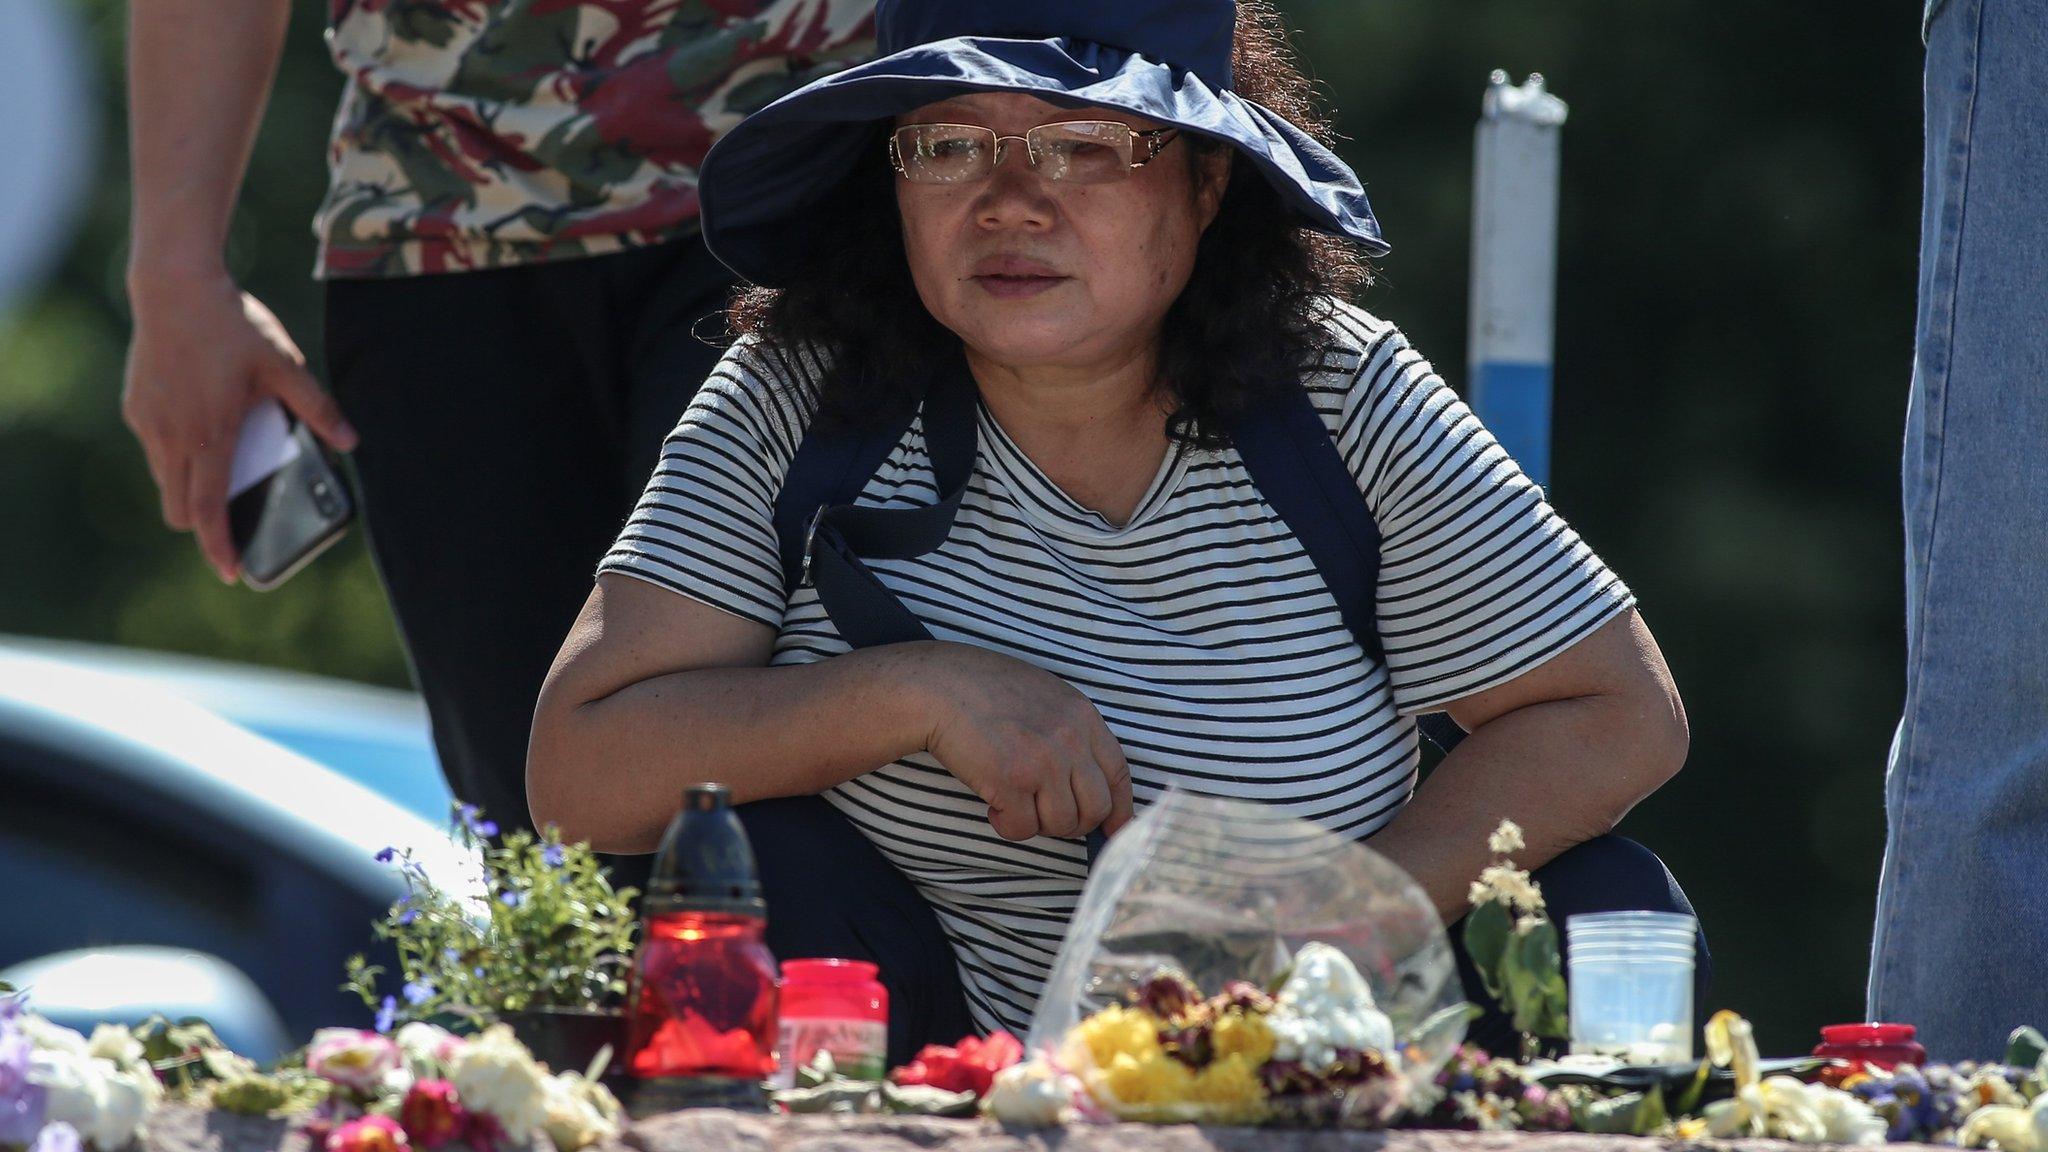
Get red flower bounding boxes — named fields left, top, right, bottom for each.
left=326, top=1115, right=409, bottom=1152
left=889, top=1031, right=1025, bottom=1098
left=398, top=1081, right=466, bottom=1150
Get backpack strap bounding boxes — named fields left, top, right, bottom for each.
left=1233, top=383, right=1468, bottom=755
left=770, top=359, right=977, bottom=649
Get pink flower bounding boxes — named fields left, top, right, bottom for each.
left=309, top=1029, right=403, bottom=1094
left=326, top=1114, right=409, bottom=1152
left=399, top=1081, right=466, bottom=1150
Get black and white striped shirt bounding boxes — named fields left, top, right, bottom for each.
left=600, top=299, right=1634, bottom=1035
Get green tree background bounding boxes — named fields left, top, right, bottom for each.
left=0, top=1, right=1925, bottom=1054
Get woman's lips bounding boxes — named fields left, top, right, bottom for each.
left=971, top=272, right=1068, bottom=299
left=969, top=257, right=1068, bottom=299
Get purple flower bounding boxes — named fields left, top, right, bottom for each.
left=473, top=820, right=499, bottom=839
left=441, top=948, right=461, bottom=964
left=498, top=890, right=521, bottom=908
left=2, top=1007, right=46, bottom=1147
left=375, top=996, right=397, bottom=1034
left=397, top=908, right=418, bottom=927
left=455, top=803, right=479, bottom=829
left=374, top=847, right=396, bottom=864
left=541, top=843, right=566, bottom=868
left=29, top=1119, right=78, bottom=1152
left=402, top=980, right=435, bottom=1006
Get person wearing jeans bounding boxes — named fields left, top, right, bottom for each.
left=1868, top=0, right=2048, bottom=1061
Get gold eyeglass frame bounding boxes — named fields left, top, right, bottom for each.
left=886, top=121, right=1181, bottom=183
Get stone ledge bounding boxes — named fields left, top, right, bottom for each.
left=142, top=1103, right=1918, bottom=1152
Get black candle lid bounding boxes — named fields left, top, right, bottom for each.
left=644, top=784, right=767, bottom=918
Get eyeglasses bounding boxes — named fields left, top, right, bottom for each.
left=887, top=120, right=1180, bottom=185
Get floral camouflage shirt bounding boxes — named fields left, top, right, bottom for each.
left=315, top=0, right=876, bottom=279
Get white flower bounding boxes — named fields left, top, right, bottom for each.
left=983, top=1059, right=1083, bottom=1127
left=1488, top=820, right=1526, bottom=855
left=1267, top=942, right=1395, bottom=1070
left=539, top=1073, right=620, bottom=1151
left=1701, top=1011, right=1884, bottom=1145
left=447, top=1025, right=550, bottom=1142
left=394, top=1023, right=465, bottom=1069
left=1959, top=1093, right=2048, bottom=1152
left=1471, top=863, right=1545, bottom=915
left=18, top=1017, right=90, bottom=1057
left=307, top=1029, right=402, bottom=1094
left=85, top=1028, right=143, bottom=1073
left=29, top=1050, right=155, bottom=1151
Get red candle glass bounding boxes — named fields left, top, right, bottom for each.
left=1813, top=1023, right=1928, bottom=1084
left=625, top=785, right=780, bottom=1107
left=628, top=909, right=779, bottom=1080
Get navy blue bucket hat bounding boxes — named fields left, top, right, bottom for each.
left=697, top=0, right=1388, bottom=288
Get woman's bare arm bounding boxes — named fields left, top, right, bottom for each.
left=527, top=574, right=1133, bottom=853
left=1365, top=608, right=1689, bottom=922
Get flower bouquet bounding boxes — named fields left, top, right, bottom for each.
left=988, top=791, right=1468, bottom=1127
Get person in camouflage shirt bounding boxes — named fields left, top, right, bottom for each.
left=318, top=0, right=875, bottom=276
left=122, top=0, right=874, bottom=899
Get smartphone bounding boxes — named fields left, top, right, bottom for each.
left=227, top=398, right=354, bottom=590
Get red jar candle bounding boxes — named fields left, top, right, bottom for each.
left=775, top=959, right=889, bottom=1086
left=625, top=784, right=780, bottom=1107
left=1813, top=1023, right=1928, bottom=1083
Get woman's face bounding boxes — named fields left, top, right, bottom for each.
left=894, top=93, right=1229, bottom=378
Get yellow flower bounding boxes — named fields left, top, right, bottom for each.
left=1070, top=1005, right=1164, bottom=1069
left=1210, top=1012, right=1276, bottom=1066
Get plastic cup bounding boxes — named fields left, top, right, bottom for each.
left=1566, top=911, right=1697, bottom=1064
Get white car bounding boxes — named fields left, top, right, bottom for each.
left=0, top=638, right=471, bottom=1062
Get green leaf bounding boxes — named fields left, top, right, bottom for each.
left=1572, top=1087, right=1668, bottom=1136
left=1463, top=899, right=1513, bottom=998
left=2008, top=1026, right=2048, bottom=1070
left=772, top=1081, right=881, bottom=1114
left=1672, top=1058, right=1714, bottom=1117
left=881, top=1082, right=981, bottom=1117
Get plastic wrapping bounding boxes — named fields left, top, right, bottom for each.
left=1023, top=791, right=1467, bottom=1126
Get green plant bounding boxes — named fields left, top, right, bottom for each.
left=345, top=806, right=639, bottom=1030
left=1462, top=821, right=1569, bottom=1059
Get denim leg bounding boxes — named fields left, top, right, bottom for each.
left=1869, top=0, right=2048, bottom=1062
left=1453, top=835, right=1709, bottom=1057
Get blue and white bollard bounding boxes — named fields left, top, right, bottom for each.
left=1468, top=70, right=1568, bottom=489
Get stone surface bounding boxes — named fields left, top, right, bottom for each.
left=143, top=1103, right=1907, bottom=1152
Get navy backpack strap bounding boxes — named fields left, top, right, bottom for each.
left=1234, top=383, right=1467, bottom=755
left=775, top=359, right=979, bottom=650
left=774, top=400, right=919, bottom=595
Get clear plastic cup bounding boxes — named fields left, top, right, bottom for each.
left=1566, top=911, right=1697, bottom=1064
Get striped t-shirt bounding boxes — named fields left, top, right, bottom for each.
left=599, top=299, right=1635, bottom=1036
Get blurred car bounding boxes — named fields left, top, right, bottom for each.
left=0, top=640, right=473, bottom=1062
left=0, top=635, right=451, bottom=823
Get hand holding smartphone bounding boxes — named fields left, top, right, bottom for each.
left=228, top=398, right=354, bottom=590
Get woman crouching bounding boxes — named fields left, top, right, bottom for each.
left=528, top=0, right=1694, bottom=1060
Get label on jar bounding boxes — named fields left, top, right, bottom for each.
left=774, top=1016, right=888, bottom=1087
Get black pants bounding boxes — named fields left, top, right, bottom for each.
left=741, top=795, right=1708, bottom=1064
left=324, top=238, right=733, bottom=899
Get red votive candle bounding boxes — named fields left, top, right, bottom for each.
left=625, top=785, right=779, bottom=1109
left=1813, top=1023, right=1928, bottom=1082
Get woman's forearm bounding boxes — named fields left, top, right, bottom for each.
left=1367, top=690, right=1687, bottom=925
left=528, top=644, right=939, bottom=854
left=127, top=0, right=293, bottom=283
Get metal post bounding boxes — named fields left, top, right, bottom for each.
left=1469, top=70, right=1568, bottom=489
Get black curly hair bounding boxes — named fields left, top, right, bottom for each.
left=726, top=0, right=1369, bottom=446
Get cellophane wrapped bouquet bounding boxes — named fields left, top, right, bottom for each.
left=988, top=791, right=1467, bottom=1128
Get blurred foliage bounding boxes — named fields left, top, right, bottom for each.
left=0, top=0, right=1922, bottom=1054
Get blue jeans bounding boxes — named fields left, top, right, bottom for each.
left=1869, top=0, right=2048, bottom=1062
